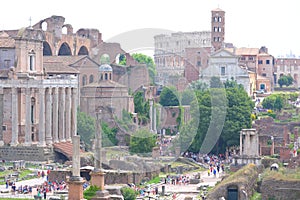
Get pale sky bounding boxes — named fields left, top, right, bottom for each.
left=1, top=0, right=300, bottom=58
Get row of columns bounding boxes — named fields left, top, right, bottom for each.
left=11, top=87, right=78, bottom=146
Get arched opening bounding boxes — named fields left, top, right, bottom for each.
left=82, top=75, right=87, bottom=86
left=43, top=42, right=52, bottom=56
left=41, top=21, right=47, bottom=31
left=58, top=42, right=72, bottom=56
left=62, top=26, right=67, bottom=34
left=78, top=46, right=89, bottom=55
left=100, top=54, right=110, bottom=64
left=227, top=185, right=238, bottom=200
left=115, top=53, right=126, bottom=65
left=105, top=73, right=108, bottom=80
left=89, top=75, right=94, bottom=83
left=260, top=83, right=266, bottom=90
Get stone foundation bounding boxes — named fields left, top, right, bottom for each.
left=0, top=146, right=54, bottom=161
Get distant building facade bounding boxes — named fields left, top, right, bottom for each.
left=200, top=49, right=251, bottom=95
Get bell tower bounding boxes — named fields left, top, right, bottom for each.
left=211, top=8, right=225, bottom=52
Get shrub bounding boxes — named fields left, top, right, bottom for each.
left=83, top=185, right=100, bottom=200
left=121, top=187, right=137, bottom=200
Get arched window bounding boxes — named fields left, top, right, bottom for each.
left=89, top=75, right=94, bottom=83
left=28, top=50, right=35, bottom=71
left=260, top=83, right=266, bottom=90
left=105, top=73, right=108, bottom=80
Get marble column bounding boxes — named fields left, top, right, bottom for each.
left=65, top=87, right=71, bottom=141
left=38, top=88, right=46, bottom=146
left=71, top=88, right=78, bottom=137
left=52, top=87, right=59, bottom=143
left=0, top=87, right=4, bottom=146
left=45, top=88, right=53, bottom=145
left=59, top=88, right=66, bottom=142
left=149, top=100, right=153, bottom=132
left=95, top=112, right=102, bottom=170
left=68, top=134, right=84, bottom=200
left=24, top=87, right=32, bottom=146
left=11, top=87, right=19, bottom=146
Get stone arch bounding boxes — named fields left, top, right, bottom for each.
left=41, top=21, right=47, bottom=31
left=100, top=54, right=110, bottom=64
left=89, top=74, right=94, bottom=83
left=82, top=75, right=87, bottom=86
left=58, top=42, right=72, bottom=56
left=115, top=53, right=127, bottom=65
left=43, top=42, right=52, bottom=56
left=78, top=46, right=89, bottom=55
left=260, top=83, right=266, bottom=90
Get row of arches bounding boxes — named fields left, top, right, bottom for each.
left=43, top=41, right=89, bottom=56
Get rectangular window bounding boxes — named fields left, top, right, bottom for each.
left=2, top=125, right=6, bottom=131
left=241, top=57, right=246, bottom=61
left=262, top=73, right=267, bottom=77
left=197, top=61, right=201, bottom=66
left=266, top=60, right=270, bottom=64
left=221, top=66, right=225, bottom=75
left=4, top=60, right=10, bottom=68
left=29, top=55, right=34, bottom=71
left=258, top=60, right=263, bottom=64
left=214, top=27, right=218, bottom=32
left=249, top=57, right=254, bottom=61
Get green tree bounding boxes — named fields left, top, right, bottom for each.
left=132, top=53, right=156, bottom=84
left=133, top=91, right=150, bottom=125
left=101, top=122, right=118, bottom=147
left=119, top=54, right=127, bottom=65
left=121, top=187, right=137, bottom=200
left=262, top=94, right=284, bottom=111
left=210, top=76, right=224, bottom=88
left=278, top=75, right=294, bottom=87
left=129, top=128, right=157, bottom=154
left=189, top=80, right=208, bottom=91
left=184, top=81, right=254, bottom=154
left=181, top=89, right=196, bottom=105
left=159, top=86, right=179, bottom=106
left=77, top=110, right=95, bottom=151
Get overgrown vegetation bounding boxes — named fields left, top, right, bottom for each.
left=121, top=187, right=138, bottom=200
left=83, top=185, right=101, bottom=200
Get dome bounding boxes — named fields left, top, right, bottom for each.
left=98, top=64, right=113, bottom=72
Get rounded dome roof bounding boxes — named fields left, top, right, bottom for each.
left=98, top=64, right=112, bottom=72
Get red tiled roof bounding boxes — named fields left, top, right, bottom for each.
left=53, top=142, right=84, bottom=160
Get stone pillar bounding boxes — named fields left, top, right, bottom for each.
left=240, top=131, right=243, bottom=156
left=65, top=87, right=71, bottom=141
left=11, top=87, right=19, bottom=146
left=71, top=88, right=78, bottom=137
left=68, top=135, right=84, bottom=200
left=59, top=88, right=66, bottom=142
left=45, top=88, right=53, bottom=145
left=153, top=104, right=157, bottom=133
left=149, top=100, right=153, bottom=132
left=24, top=87, right=32, bottom=146
left=38, top=88, right=46, bottom=146
left=52, top=87, right=59, bottom=143
left=246, top=132, right=250, bottom=155
left=0, top=88, right=4, bottom=146
left=95, top=112, right=102, bottom=169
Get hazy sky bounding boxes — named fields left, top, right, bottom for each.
left=1, top=0, right=300, bottom=57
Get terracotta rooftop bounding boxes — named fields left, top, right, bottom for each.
left=43, top=62, right=79, bottom=74
left=53, top=141, right=84, bottom=160
left=43, top=56, right=87, bottom=67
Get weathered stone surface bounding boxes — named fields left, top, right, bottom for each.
left=261, top=177, right=300, bottom=200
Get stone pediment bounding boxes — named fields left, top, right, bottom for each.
left=70, top=56, right=100, bottom=68
left=210, top=48, right=236, bottom=58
